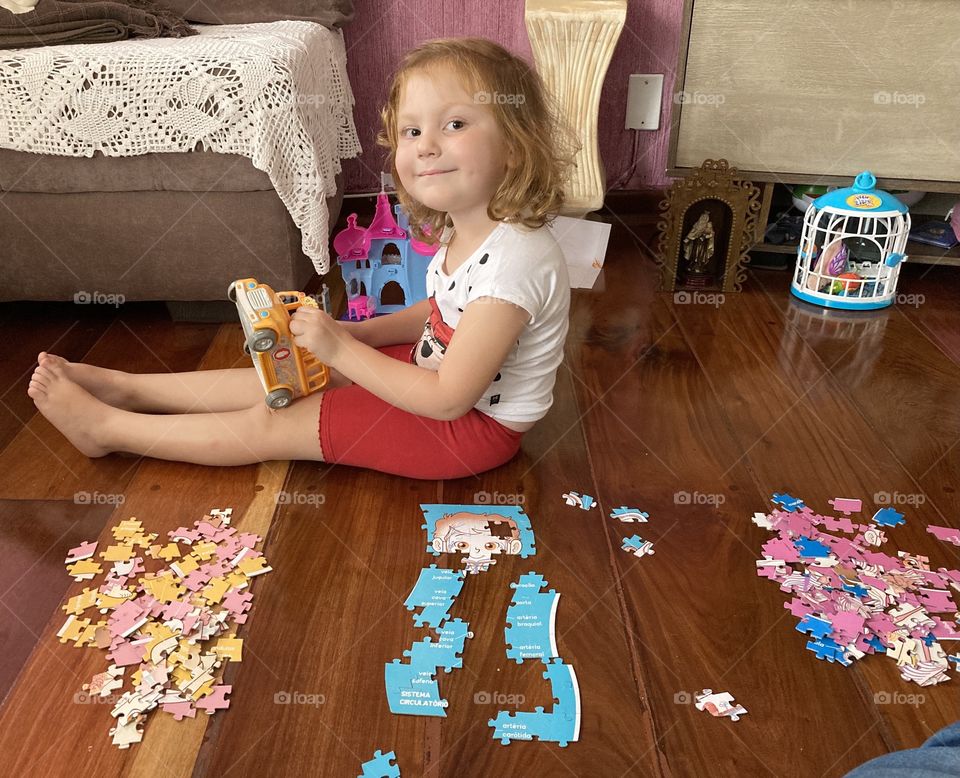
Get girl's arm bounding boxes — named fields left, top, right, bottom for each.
left=339, top=298, right=431, bottom=348
left=329, top=297, right=530, bottom=421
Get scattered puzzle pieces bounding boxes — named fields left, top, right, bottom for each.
left=610, top=506, right=648, bottom=522
left=359, top=749, right=400, bottom=778
left=695, top=689, right=748, bottom=722
left=621, top=535, right=655, bottom=558
left=561, top=491, right=596, bottom=510
left=58, top=508, right=270, bottom=748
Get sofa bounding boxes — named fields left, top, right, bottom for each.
left=0, top=0, right=356, bottom=316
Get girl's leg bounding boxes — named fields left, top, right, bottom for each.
left=28, top=360, right=326, bottom=464
left=38, top=352, right=351, bottom=414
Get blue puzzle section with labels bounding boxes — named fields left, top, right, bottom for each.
left=404, top=565, right=465, bottom=628
left=505, top=572, right=559, bottom=663
left=384, top=659, right=448, bottom=717
left=403, top=618, right=472, bottom=673
left=358, top=749, right=400, bottom=778
left=489, top=658, right=580, bottom=747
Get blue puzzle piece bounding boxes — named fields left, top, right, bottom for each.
left=796, top=614, right=832, bottom=640
left=872, top=507, right=905, bottom=527
left=609, top=506, right=649, bottom=522
left=867, top=635, right=886, bottom=653
left=420, top=504, right=536, bottom=559
left=542, top=658, right=580, bottom=722
left=948, top=654, right=960, bottom=670
left=404, top=565, right=464, bottom=610
left=805, top=636, right=852, bottom=665
left=795, top=536, right=831, bottom=558
left=505, top=577, right=559, bottom=663
left=489, top=706, right=578, bottom=748
left=358, top=749, right=400, bottom=778
left=412, top=602, right=455, bottom=630
left=842, top=582, right=869, bottom=598
left=621, top=535, right=655, bottom=556
left=404, top=619, right=472, bottom=673
left=772, top=493, right=806, bottom=512
left=384, top=660, right=447, bottom=717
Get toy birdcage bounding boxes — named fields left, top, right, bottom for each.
left=791, top=171, right=910, bottom=310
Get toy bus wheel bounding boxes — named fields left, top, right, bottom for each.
left=249, top=329, right=277, bottom=353
left=265, top=389, right=293, bottom=409
left=227, top=283, right=237, bottom=303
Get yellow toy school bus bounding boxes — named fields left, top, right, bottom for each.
left=229, top=278, right=330, bottom=409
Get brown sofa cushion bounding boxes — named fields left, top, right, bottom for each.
left=0, top=147, right=274, bottom=193
left=159, top=0, right=353, bottom=27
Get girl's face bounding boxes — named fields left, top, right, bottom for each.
left=394, top=68, right=510, bottom=225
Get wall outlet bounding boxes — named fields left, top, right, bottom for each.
left=625, top=74, right=663, bottom=131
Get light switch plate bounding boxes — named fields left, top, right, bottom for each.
left=625, top=74, right=663, bottom=131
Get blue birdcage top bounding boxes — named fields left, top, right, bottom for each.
left=812, top=171, right=908, bottom=216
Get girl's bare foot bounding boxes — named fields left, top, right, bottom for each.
left=37, top=352, right=132, bottom=410
left=27, top=361, right=114, bottom=458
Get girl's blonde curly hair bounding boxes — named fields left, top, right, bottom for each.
left=376, top=37, right=580, bottom=245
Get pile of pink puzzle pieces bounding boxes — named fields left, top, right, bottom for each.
left=754, top=494, right=960, bottom=685
left=59, top=508, right=272, bottom=748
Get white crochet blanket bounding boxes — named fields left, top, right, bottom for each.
left=0, top=21, right=361, bottom=275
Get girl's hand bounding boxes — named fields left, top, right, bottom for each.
left=289, top=306, right=347, bottom=364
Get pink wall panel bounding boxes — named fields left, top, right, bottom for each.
left=340, top=0, right=684, bottom=194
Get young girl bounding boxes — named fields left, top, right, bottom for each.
left=27, top=37, right=578, bottom=480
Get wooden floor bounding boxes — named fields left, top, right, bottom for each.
left=1, top=209, right=959, bottom=777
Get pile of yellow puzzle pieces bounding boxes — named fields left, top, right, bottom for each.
left=58, top=507, right=272, bottom=748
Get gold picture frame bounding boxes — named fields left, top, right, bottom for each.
left=655, top=159, right=762, bottom=292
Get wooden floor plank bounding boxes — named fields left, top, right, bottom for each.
left=0, top=307, right=221, bottom=500
left=0, top=301, right=118, bottom=452
left=0, top=499, right=116, bottom=705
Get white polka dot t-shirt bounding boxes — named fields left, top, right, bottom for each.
left=412, top=220, right=571, bottom=424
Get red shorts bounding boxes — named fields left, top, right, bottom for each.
left=318, top=343, right=525, bottom=480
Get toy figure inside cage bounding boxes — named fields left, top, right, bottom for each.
left=791, top=171, right=910, bottom=310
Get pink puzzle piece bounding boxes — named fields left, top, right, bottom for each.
left=65, top=541, right=98, bottom=564
left=823, top=516, right=856, bottom=533
left=917, top=588, right=956, bottom=614
left=927, top=525, right=960, bottom=546
left=162, top=701, right=197, bottom=721
left=195, top=685, right=232, bottom=714
left=828, top=498, right=862, bottom=516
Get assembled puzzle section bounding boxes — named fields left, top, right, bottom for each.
left=386, top=560, right=472, bottom=718
left=490, top=572, right=581, bottom=747
left=59, top=508, right=271, bottom=748
left=754, top=494, right=960, bottom=686
left=420, top=504, right=535, bottom=574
